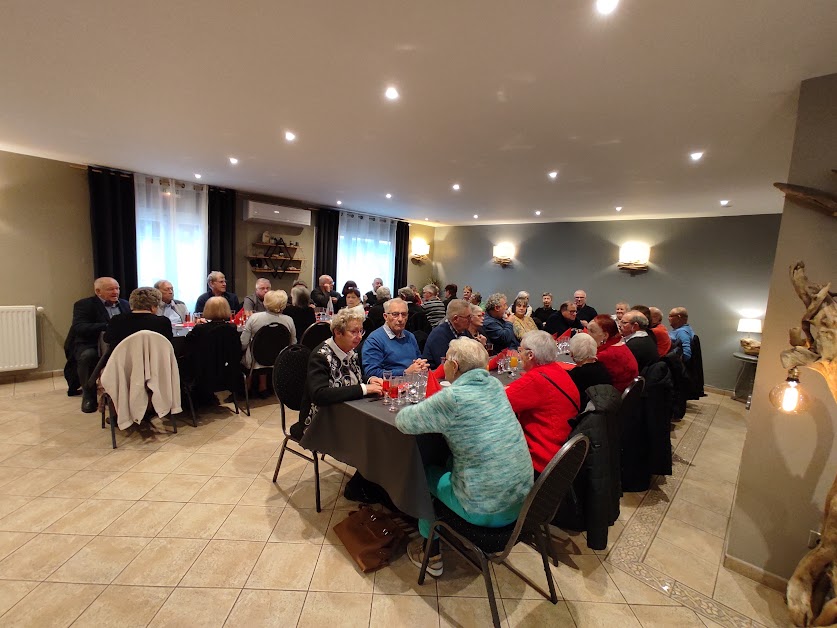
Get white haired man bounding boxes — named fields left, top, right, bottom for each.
left=574, top=290, right=598, bottom=328
left=361, top=298, right=428, bottom=379
left=194, top=271, right=240, bottom=314
left=421, top=299, right=474, bottom=368
left=155, top=280, right=188, bottom=323
left=243, top=278, right=271, bottom=313
left=482, top=293, right=519, bottom=352
left=311, top=274, right=340, bottom=308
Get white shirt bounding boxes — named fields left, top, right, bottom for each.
left=622, top=330, right=649, bottom=343
left=160, top=302, right=182, bottom=324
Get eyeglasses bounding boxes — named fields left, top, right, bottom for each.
left=387, top=312, right=408, bottom=318
left=347, top=328, right=366, bottom=337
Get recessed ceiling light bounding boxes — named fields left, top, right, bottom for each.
left=720, top=200, right=730, bottom=206
left=336, top=200, right=342, bottom=206
left=473, top=214, right=479, bottom=219
left=285, top=131, right=297, bottom=142
left=194, top=173, right=202, bottom=179
left=535, top=210, right=541, bottom=216
left=595, top=0, right=619, bottom=15
left=384, top=86, right=400, bottom=100
left=452, top=183, right=460, bottom=191
left=228, top=157, right=238, bottom=165
left=385, top=193, right=392, bottom=199
left=615, top=206, right=622, bottom=212
left=689, top=151, right=704, bottom=162
left=425, top=217, right=429, bottom=220
left=548, top=171, right=558, bottom=179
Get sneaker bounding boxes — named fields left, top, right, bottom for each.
left=407, top=538, right=443, bottom=577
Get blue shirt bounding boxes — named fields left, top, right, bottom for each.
left=361, top=324, right=421, bottom=379
left=160, top=302, right=182, bottom=324
left=482, top=313, right=519, bottom=351
left=669, top=324, right=694, bottom=361
left=100, top=298, right=121, bottom=319
left=422, top=321, right=472, bottom=368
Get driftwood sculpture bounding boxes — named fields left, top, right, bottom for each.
left=785, top=261, right=837, bottom=626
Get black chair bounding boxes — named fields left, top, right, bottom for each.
left=270, top=345, right=325, bottom=511
left=181, top=322, right=244, bottom=420
left=241, top=322, right=291, bottom=415
left=418, top=434, right=590, bottom=628
left=299, top=321, right=331, bottom=351
left=620, top=376, right=653, bottom=492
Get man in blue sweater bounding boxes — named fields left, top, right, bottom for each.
left=481, top=293, right=519, bottom=352
left=668, top=306, right=695, bottom=361
left=362, top=298, right=429, bottom=379
left=422, top=299, right=473, bottom=368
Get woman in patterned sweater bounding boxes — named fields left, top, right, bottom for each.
left=396, top=337, right=533, bottom=577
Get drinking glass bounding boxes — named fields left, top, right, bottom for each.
left=485, top=342, right=494, bottom=355
left=381, top=370, right=392, bottom=406
left=509, top=353, right=520, bottom=379
left=388, top=377, right=402, bottom=412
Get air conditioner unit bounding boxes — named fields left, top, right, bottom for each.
left=243, top=200, right=312, bottom=227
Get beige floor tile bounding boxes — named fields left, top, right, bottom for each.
left=100, top=500, right=185, bottom=537
left=72, top=584, right=173, bottom=627
left=0, top=533, right=93, bottom=580
left=230, top=436, right=278, bottom=458
left=601, top=562, right=679, bottom=606
left=0, top=495, right=32, bottom=520
left=297, top=591, right=372, bottom=628
left=215, top=455, right=270, bottom=479
left=148, top=586, right=239, bottom=627
left=271, top=506, right=332, bottom=544
left=689, top=448, right=740, bottom=484
left=502, top=598, right=576, bottom=627
left=3, top=427, right=67, bottom=447
left=619, top=492, right=647, bottom=522
left=249, top=423, right=287, bottom=441
left=438, top=594, right=507, bottom=627
left=239, top=477, right=291, bottom=508
left=299, top=458, right=350, bottom=484
left=39, top=449, right=110, bottom=471
left=644, top=537, right=718, bottom=596
left=128, top=450, right=193, bottom=473
left=370, top=594, right=439, bottom=628
left=0, top=580, right=39, bottom=616
left=114, top=537, right=207, bottom=586
left=0, top=581, right=104, bottom=627
left=713, top=568, right=790, bottom=627
left=190, top=476, right=253, bottom=504
left=246, top=541, right=321, bottom=589
left=196, top=433, right=249, bottom=455
left=0, top=496, right=85, bottom=532
left=0, top=531, right=36, bottom=561
left=42, top=470, right=122, bottom=499
left=91, top=472, right=167, bottom=500
left=0, top=445, right=69, bottom=469
left=373, top=552, right=438, bottom=596
left=566, top=601, right=641, bottom=627
left=156, top=432, right=213, bottom=452
left=552, top=554, right=626, bottom=603
left=0, top=467, right=31, bottom=490
left=287, top=479, right=340, bottom=510
left=593, top=519, right=626, bottom=557
left=494, top=550, right=562, bottom=600
left=656, top=518, right=725, bottom=565
left=436, top=550, right=501, bottom=598
left=180, top=539, right=264, bottom=587
left=141, top=473, right=210, bottom=502
left=677, top=476, right=735, bottom=516
left=666, top=499, right=729, bottom=538
left=1, top=467, right=67, bottom=496
left=12, top=378, right=56, bottom=396
left=45, top=498, right=134, bottom=534
left=0, top=443, right=31, bottom=464
left=47, top=535, right=150, bottom=584
left=214, top=504, right=284, bottom=541
left=632, top=604, right=706, bottom=626
left=170, top=452, right=228, bottom=475
left=550, top=526, right=597, bottom=555
left=158, top=502, right=234, bottom=539
left=84, top=449, right=152, bottom=472
left=225, top=589, right=305, bottom=627
left=309, top=544, right=375, bottom=593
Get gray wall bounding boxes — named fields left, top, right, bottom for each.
left=728, top=73, right=837, bottom=580
left=432, top=214, right=781, bottom=390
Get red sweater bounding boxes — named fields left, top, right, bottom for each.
left=505, top=362, right=581, bottom=473
left=651, top=325, right=672, bottom=357
left=597, top=337, right=639, bottom=392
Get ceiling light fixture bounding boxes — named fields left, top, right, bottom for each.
left=228, top=157, right=238, bottom=165
left=336, top=200, right=342, bottom=206
left=595, top=0, right=619, bottom=15
left=535, top=210, right=541, bottom=216
left=385, top=193, right=392, bottom=199
left=689, top=151, right=704, bottom=162
left=615, top=206, right=623, bottom=212
left=720, top=199, right=731, bottom=207
left=285, top=131, right=297, bottom=142
left=194, top=173, right=202, bottom=179
left=473, top=214, right=479, bottom=219
left=548, top=171, right=558, bottom=180
left=452, top=183, right=460, bottom=191
left=384, top=86, right=400, bottom=100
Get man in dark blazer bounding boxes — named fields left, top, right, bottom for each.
left=68, top=277, right=130, bottom=412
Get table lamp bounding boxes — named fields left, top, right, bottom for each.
left=737, top=318, right=762, bottom=355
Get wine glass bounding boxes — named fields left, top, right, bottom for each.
left=508, top=352, right=520, bottom=379
left=381, top=370, right=392, bottom=405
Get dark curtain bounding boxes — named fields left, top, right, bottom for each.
left=208, top=187, right=237, bottom=292
left=315, top=208, right=339, bottom=281
left=88, top=167, right=138, bottom=292
left=394, top=220, right=409, bottom=289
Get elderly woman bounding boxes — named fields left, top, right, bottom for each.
left=339, top=287, right=365, bottom=317
left=283, top=285, right=316, bottom=338
left=396, top=338, right=533, bottom=576
left=183, top=296, right=241, bottom=404
left=511, top=296, right=539, bottom=341
left=568, top=332, right=612, bottom=408
left=506, top=330, right=581, bottom=474
left=468, top=303, right=487, bottom=345
left=588, top=314, right=638, bottom=393
left=240, top=290, right=297, bottom=369
left=335, top=280, right=359, bottom=311
left=363, top=286, right=391, bottom=334
left=104, top=287, right=173, bottom=349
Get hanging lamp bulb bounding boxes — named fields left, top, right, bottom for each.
left=769, top=367, right=810, bottom=414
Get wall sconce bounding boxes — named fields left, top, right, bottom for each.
left=617, top=241, right=650, bottom=274
left=492, top=242, right=515, bottom=268
left=411, top=238, right=430, bottom=264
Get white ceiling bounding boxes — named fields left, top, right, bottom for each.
left=1, top=1, right=836, bottom=226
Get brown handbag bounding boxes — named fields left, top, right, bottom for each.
left=333, top=505, right=406, bottom=573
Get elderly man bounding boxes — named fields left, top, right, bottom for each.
left=482, top=293, right=519, bottom=352
left=668, top=307, right=695, bottom=361
left=68, top=277, right=130, bottom=412
left=422, top=299, right=473, bottom=368
left=364, top=277, right=384, bottom=306
left=620, top=310, right=659, bottom=371
left=574, top=290, right=598, bottom=328
left=361, top=298, right=428, bottom=379
left=154, top=280, right=188, bottom=323
left=649, top=306, right=672, bottom=357
left=243, top=278, right=271, bottom=313
left=421, top=284, right=447, bottom=328
left=194, top=271, right=240, bottom=314
left=545, top=301, right=582, bottom=336
left=311, top=274, right=340, bottom=309
left=532, top=292, right=555, bottom=328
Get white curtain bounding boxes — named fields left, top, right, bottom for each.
left=135, top=174, right=208, bottom=310
left=336, top=212, right=397, bottom=292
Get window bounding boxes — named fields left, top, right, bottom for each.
left=336, top=212, right=397, bottom=293
left=135, top=174, right=208, bottom=310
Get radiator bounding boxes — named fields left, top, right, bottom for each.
left=0, top=306, right=38, bottom=372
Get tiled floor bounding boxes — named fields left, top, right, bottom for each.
left=0, top=375, right=790, bottom=627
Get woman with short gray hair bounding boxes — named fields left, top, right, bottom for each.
left=284, top=285, right=316, bottom=339
left=240, top=290, right=297, bottom=370
left=104, top=287, right=173, bottom=349
left=568, top=332, right=612, bottom=408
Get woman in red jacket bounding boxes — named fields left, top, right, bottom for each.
left=588, top=315, right=638, bottom=393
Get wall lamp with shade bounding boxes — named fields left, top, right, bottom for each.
left=617, top=241, right=651, bottom=274
left=738, top=317, right=763, bottom=355
left=411, top=237, right=430, bottom=264
left=492, top=242, right=515, bottom=268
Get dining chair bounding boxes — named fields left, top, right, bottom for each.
left=417, top=434, right=590, bottom=628
left=299, top=321, right=332, bottom=351
left=241, top=322, right=291, bottom=415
